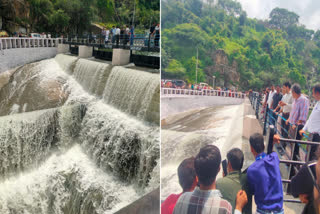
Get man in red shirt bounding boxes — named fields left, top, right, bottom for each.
left=161, top=157, right=198, bottom=214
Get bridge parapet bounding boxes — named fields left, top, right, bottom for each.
left=161, top=88, right=246, bottom=99
left=0, top=38, right=63, bottom=51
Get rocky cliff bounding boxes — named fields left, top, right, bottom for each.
left=205, top=49, right=240, bottom=88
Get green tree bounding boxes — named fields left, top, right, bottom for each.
left=49, top=9, right=70, bottom=33
left=269, top=7, right=299, bottom=29
left=185, top=56, right=205, bottom=83
left=165, top=59, right=186, bottom=78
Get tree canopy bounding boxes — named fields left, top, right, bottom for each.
left=162, top=0, right=319, bottom=94
left=0, top=0, right=159, bottom=35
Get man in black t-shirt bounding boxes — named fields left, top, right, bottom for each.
left=271, top=86, right=283, bottom=126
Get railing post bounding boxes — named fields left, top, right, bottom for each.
left=263, top=105, right=269, bottom=136
left=267, top=125, right=275, bottom=154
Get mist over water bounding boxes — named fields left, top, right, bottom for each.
left=0, top=54, right=159, bottom=213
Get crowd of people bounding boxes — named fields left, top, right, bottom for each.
left=257, top=83, right=320, bottom=161
left=161, top=82, right=320, bottom=214
left=161, top=133, right=284, bottom=214
left=100, top=23, right=160, bottom=47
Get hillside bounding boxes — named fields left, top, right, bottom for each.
left=162, top=0, right=320, bottom=93
left=0, top=0, right=159, bottom=36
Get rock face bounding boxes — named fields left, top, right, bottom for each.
left=205, top=49, right=240, bottom=88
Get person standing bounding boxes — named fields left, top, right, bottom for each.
left=161, top=157, right=198, bottom=214
left=101, top=27, right=106, bottom=44
left=267, top=85, right=275, bottom=108
left=105, top=28, right=110, bottom=45
left=125, top=25, right=130, bottom=45
left=271, top=86, right=283, bottom=126
left=247, top=133, right=283, bottom=214
left=154, top=23, right=160, bottom=47
left=216, top=148, right=252, bottom=214
left=130, top=25, right=135, bottom=46
left=278, top=82, right=293, bottom=138
left=300, top=84, right=320, bottom=160
left=287, top=83, right=310, bottom=140
left=115, top=26, right=121, bottom=46
left=111, top=26, right=116, bottom=44
left=173, top=145, right=248, bottom=214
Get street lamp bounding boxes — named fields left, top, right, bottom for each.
left=212, top=76, right=216, bottom=89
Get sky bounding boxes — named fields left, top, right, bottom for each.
left=235, top=0, right=320, bottom=31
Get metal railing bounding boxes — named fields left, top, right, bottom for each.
left=249, top=92, right=317, bottom=204
left=266, top=125, right=320, bottom=203
left=0, top=38, right=63, bottom=51
left=63, top=34, right=160, bottom=52
left=161, top=88, right=246, bottom=99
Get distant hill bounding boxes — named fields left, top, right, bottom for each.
left=162, top=0, right=320, bottom=93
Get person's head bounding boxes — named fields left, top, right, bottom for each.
left=312, top=84, right=320, bottom=101
left=291, top=83, right=302, bottom=99
left=276, top=85, right=281, bottom=93
left=178, top=157, right=198, bottom=192
left=271, top=85, right=275, bottom=91
left=226, top=148, right=244, bottom=173
left=266, top=87, right=269, bottom=93
left=283, top=82, right=291, bottom=94
left=195, top=145, right=221, bottom=187
left=113, top=26, right=115, bottom=28
left=249, top=133, right=265, bottom=157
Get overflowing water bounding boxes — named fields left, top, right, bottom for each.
left=0, top=54, right=159, bottom=213
left=161, top=104, right=244, bottom=200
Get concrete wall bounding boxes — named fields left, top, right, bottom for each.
left=0, top=47, right=57, bottom=73
left=115, top=188, right=159, bottom=214
left=161, top=95, right=244, bottom=119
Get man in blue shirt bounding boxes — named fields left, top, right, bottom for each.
left=247, top=133, right=283, bottom=214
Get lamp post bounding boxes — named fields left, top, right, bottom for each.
left=212, top=76, right=216, bottom=89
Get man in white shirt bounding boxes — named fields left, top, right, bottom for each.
left=115, top=26, right=121, bottom=46
left=278, top=82, right=293, bottom=138
left=300, top=84, right=320, bottom=160
left=267, top=85, right=275, bottom=108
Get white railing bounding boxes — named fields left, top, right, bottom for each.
left=0, top=38, right=64, bottom=51
left=161, top=88, right=246, bottom=99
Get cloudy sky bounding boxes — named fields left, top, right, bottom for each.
left=236, top=0, right=320, bottom=31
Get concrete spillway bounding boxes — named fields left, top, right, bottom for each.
left=0, top=54, right=159, bottom=213
left=161, top=96, right=246, bottom=199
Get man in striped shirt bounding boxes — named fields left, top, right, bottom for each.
left=173, top=145, right=248, bottom=214
left=286, top=83, right=310, bottom=140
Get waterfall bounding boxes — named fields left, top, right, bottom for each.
left=0, top=54, right=159, bottom=213
left=73, top=59, right=112, bottom=97
left=0, top=145, right=142, bottom=214
left=55, top=54, right=78, bottom=74
left=0, top=104, right=85, bottom=179
left=79, top=102, right=159, bottom=187
left=102, top=66, right=160, bottom=123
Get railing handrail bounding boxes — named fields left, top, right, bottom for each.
left=161, top=88, right=246, bottom=99
left=0, top=37, right=63, bottom=51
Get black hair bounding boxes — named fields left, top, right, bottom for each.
left=249, top=133, right=265, bottom=154
left=283, top=82, right=291, bottom=89
left=292, top=83, right=301, bottom=95
left=178, top=157, right=196, bottom=192
left=313, top=84, right=320, bottom=94
left=195, top=145, right=221, bottom=186
left=227, top=148, right=244, bottom=171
